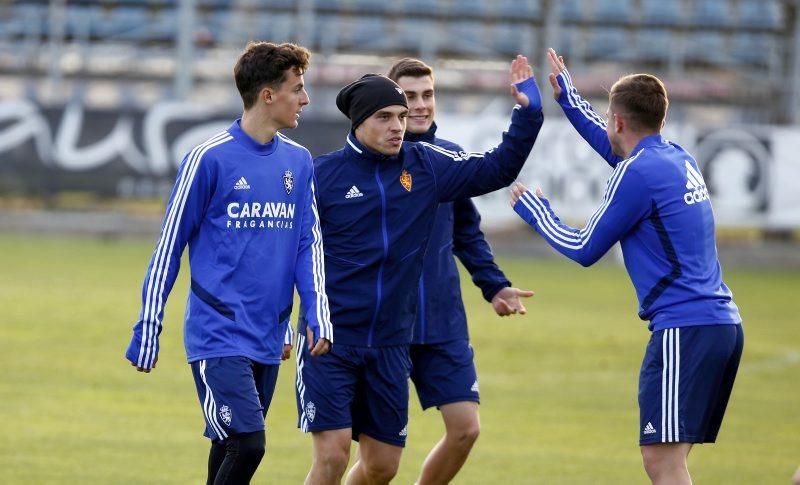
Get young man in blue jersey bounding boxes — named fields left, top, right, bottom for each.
left=296, top=56, right=544, bottom=485
left=510, top=48, right=743, bottom=484
left=387, top=57, right=535, bottom=485
left=125, top=41, right=332, bottom=484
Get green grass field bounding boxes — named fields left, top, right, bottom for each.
left=1, top=233, right=798, bottom=484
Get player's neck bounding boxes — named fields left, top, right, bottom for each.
left=240, top=110, right=278, bottom=145
left=623, top=131, right=659, bottom=157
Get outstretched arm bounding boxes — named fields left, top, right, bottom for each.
left=423, top=55, right=544, bottom=202
left=547, top=48, right=623, bottom=168
left=509, top=154, right=649, bottom=266
left=452, top=198, right=534, bottom=316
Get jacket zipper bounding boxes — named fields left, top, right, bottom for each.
left=418, top=275, right=426, bottom=345
left=368, top=164, right=389, bottom=347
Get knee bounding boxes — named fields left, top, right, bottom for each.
left=640, top=445, right=679, bottom=478
left=316, top=445, right=349, bottom=477
left=448, top=420, right=480, bottom=448
left=362, top=457, right=400, bottom=483
left=234, top=431, right=266, bottom=462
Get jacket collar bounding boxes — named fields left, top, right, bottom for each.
left=632, top=133, right=667, bottom=154
left=344, top=131, right=401, bottom=166
left=227, top=119, right=279, bottom=156
left=404, top=122, right=437, bottom=144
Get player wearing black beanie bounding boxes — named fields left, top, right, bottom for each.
left=336, top=74, right=409, bottom=130
left=298, top=55, right=544, bottom=485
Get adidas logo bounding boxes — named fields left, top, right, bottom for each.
left=471, top=380, right=480, bottom=393
left=683, top=161, right=709, bottom=205
left=345, top=185, right=364, bottom=199
left=234, top=177, right=251, bottom=190
left=399, top=425, right=408, bottom=437
left=643, top=422, right=657, bottom=435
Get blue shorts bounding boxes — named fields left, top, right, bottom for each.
left=410, top=339, right=480, bottom=410
left=295, top=335, right=411, bottom=447
left=190, top=356, right=280, bottom=442
left=639, top=324, right=743, bottom=445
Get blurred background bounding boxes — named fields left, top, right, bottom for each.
left=0, top=0, right=799, bottom=262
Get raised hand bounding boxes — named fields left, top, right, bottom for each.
left=547, top=48, right=567, bottom=101
left=510, top=54, right=536, bottom=108
left=510, top=182, right=544, bottom=208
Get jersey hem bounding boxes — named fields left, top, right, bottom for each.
left=187, top=351, right=282, bottom=366
left=420, top=396, right=480, bottom=411
left=649, top=320, right=742, bottom=332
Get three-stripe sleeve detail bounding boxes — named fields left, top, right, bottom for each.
left=661, top=328, right=681, bottom=443
left=417, top=141, right=484, bottom=161
left=517, top=150, right=643, bottom=249
left=309, top=180, right=332, bottom=341
left=560, top=69, right=607, bottom=130
left=199, top=360, right=229, bottom=440
left=137, top=132, right=232, bottom=368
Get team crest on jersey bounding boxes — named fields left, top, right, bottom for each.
left=283, top=169, right=294, bottom=195
left=399, top=170, right=412, bottom=192
left=219, top=405, right=232, bottom=426
left=305, top=401, right=316, bottom=422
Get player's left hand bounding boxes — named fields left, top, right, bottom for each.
left=306, top=327, right=331, bottom=356
left=131, top=355, right=158, bottom=373
left=510, top=182, right=544, bottom=208
left=492, top=286, right=535, bottom=316
left=281, top=344, right=292, bottom=360
left=510, top=55, right=536, bottom=108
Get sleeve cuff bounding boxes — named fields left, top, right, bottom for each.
left=483, top=281, right=512, bottom=302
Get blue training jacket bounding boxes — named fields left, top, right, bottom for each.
left=405, top=123, right=510, bottom=345
left=304, top=97, right=544, bottom=347
left=513, top=70, right=740, bottom=331
left=126, top=120, right=332, bottom=369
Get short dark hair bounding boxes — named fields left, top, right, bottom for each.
left=609, top=74, right=668, bottom=132
left=387, top=57, right=434, bottom=83
left=234, top=41, right=311, bottom=110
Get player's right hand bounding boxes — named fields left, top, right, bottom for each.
left=547, top=48, right=567, bottom=101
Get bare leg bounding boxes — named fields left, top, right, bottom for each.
left=641, top=443, right=693, bottom=485
left=345, top=434, right=403, bottom=485
left=416, top=401, right=480, bottom=485
left=306, top=429, right=352, bottom=485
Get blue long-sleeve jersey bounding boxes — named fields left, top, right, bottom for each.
left=305, top=103, right=543, bottom=347
left=405, top=123, right=510, bottom=344
left=126, top=120, right=332, bottom=369
left=514, top=70, right=740, bottom=331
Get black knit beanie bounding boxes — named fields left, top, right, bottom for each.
left=336, top=74, right=408, bottom=130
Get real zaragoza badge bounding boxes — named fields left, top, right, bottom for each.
left=400, top=169, right=412, bottom=192
left=283, top=169, right=294, bottom=195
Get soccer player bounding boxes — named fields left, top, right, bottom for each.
left=509, top=48, right=743, bottom=484
left=125, top=42, right=332, bottom=484
left=387, top=57, right=534, bottom=485
left=296, top=55, right=544, bottom=485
